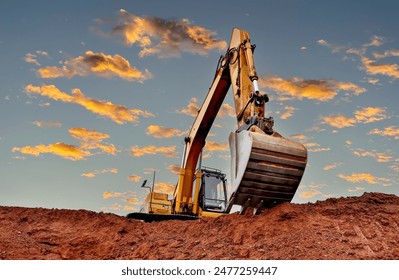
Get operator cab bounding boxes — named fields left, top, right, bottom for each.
left=197, top=168, right=228, bottom=212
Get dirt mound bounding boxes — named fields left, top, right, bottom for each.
left=1, top=192, right=398, bottom=260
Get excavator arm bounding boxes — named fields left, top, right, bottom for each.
left=173, top=28, right=307, bottom=215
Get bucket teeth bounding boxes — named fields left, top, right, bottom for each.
left=229, top=131, right=307, bottom=211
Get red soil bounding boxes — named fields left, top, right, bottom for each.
left=1, top=192, right=398, bottom=260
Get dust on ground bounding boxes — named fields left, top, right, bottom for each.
left=1, top=192, right=398, bottom=260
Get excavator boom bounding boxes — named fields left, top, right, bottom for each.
left=173, top=28, right=307, bottom=215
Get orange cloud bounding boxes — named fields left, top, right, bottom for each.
left=130, top=145, right=177, bottom=157
left=363, top=35, right=385, bottom=47
left=154, top=182, right=175, bottom=194
left=353, top=149, right=393, bottom=163
left=103, top=9, right=226, bottom=58
left=355, top=107, right=388, bottom=123
left=175, top=98, right=199, bottom=117
left=23, top=50, right=49, bottom=66
left=24, top=53, right=41, bottom=66
left=218, top=104, right=236, bottom=118
left=322, top=107, right=388, bottom=128
left=369, top=126, right=399, bottom=139
left=176, top=98, right=235, bottom=119
left=128, top=174, right=141, bottom=182
left=309, top=147, right=331, bottom=153
left=322, top=114, right=357, bottom=128
left=279, top=105, right=297, bottom=120
left=125, top=198, right=140, bottom=205
left=323, top=163, right=343, bottom=171
left=146, top=125, right=186, bottom=139
left=25, top=84, right=153, bottom=124
left=338, top=173, right=391, bottom=185
left=12, top=127, right=118, bottom=161
left=12, top=142, right=91, bottom=161
left=82, top=168, right=118, bottom=178
left=316, top=39, right=346, bottom=53
left=204, top=141, right=229, bottom=152
left=32, top=121, right=62, bottom=128
left=348, top=186, right=365, bottom=193
left=290, top=134, right=309, bottom=141
left=372, top=49, right=399, bottom=59
left=360, top=56, right=399, bottom=79
left=167, top=164, right=181, bottom=175
left=260, top=76, right=365, bottom=101
left=300, top=190, right=321, bottom=199
left=103, top=191, right=125, bottom=199
left=69, top=127, right=118, bottom=155
left=37, top=51, right=151, bottom=81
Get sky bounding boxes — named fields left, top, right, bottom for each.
left=1, top=0, right=398, bottom=215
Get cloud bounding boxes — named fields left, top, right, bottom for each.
left=317, top=39, right=346, bottom=53
left=354, top=107, right=389, bottom=123
left=12, top=127, right=118, bottom=161
left=323, top=163, right=343, bottom=171
left=24, top=53, right=41, bottom=66
left=175, top=97, right=199, bottom=117
left=103, top=191, right=126, bottom=199
left=37, top=51, right=151, bottom=82
left=104, top=191, right=141, bottom=211
left=176, top=98, right=236, bottom=119
left=363, top=35, right=385, bottom=47
left=103, top=191, right=139, bottom=207
left=303, top=141, right=331, bottom=152
left=308, top=147, right=331, bottom=153
left=278, top=105, right=297, bottom=120
left=125, top=197, right=141, bottom=205
left=167, top=164, right=181, bottom=175
left=299, top=183, right=326, bottom=199
left=12, top=142, right=91, bottom=161
left=69, top=127, right=118, bottom=155
left=128, top=174, right=141, bottom=182
left=82, top=168, right=118, bottom=178
left=338, top=173, right=391, bottom=185
left=23, top=50, right=49, bottom=66
left=351, top=147, right=393, bottom=163
left=25, top=84, right=153, bottom=124
left=348, top=186, right=365, bottom=193
left=154, top=182, right=175, bottom=194
left=130, top=145, right=177, bottom=157
left=322, top=107, right=388, bottom=128
left=390, top=163, right=399, bottom=173
left=368, top=126, right=399, bottom=139
left=259, top=76, right=365, bottom=101
left=218, top=104, right=236, bottom=118
left=360, top=56, right=399, bottom=79
left=321, top=114, right=357, bottom=128
left=372, top=49, right=399, bottom=59
left=32, top=121, right=62, bottom=128
left=100, top=9, right=226, bottom=58
left=146, top=125, right=186, bottom=139
left=204, top=141, right=229, bottom=152
left=317, top=36, right=399, bottom=81
left=290, top=134, right=309, bottom=141
left=364, top=77, right=379, bottom=85
left=303, top=142, right=319, bottom=148
left=300, top=190, right=321, bottom=199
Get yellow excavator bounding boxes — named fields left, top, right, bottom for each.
left=127, top=28, right=307, bottom=222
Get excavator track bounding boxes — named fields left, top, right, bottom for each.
left=228, top=130, right=307, bottom=212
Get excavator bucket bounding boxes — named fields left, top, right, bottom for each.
left=228, top=130, right=307, bottom=212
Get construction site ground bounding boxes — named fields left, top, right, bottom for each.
left=0, top=192, right=398, bottom=260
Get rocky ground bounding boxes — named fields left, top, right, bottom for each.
left=1, top=192, right=398, bottom=260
